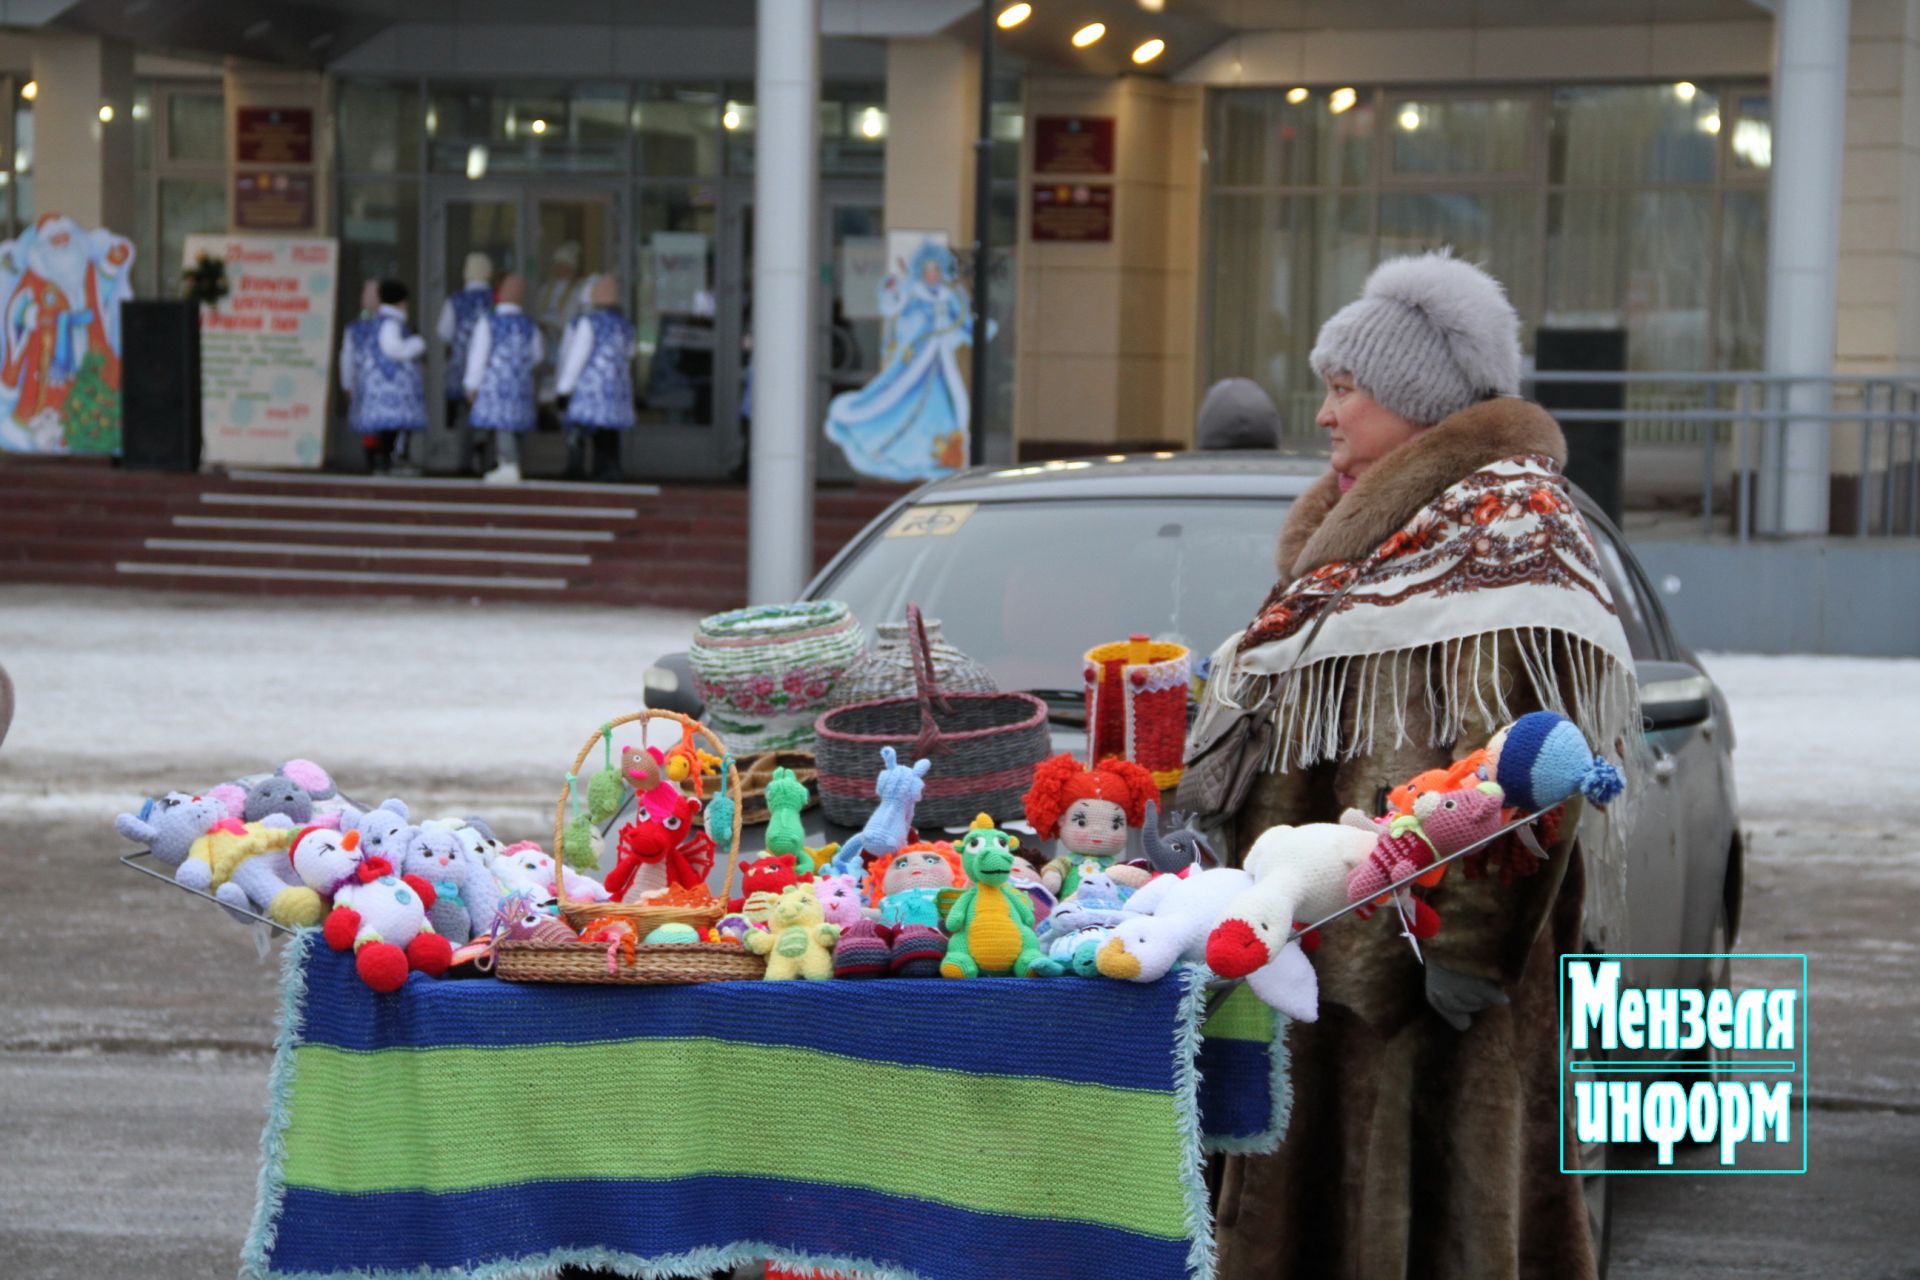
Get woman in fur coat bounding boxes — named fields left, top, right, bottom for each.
left=1203, top=252, right=1639, bottom=1280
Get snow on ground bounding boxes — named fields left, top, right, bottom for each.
left=0, top=586, right=1911, bottom=834
left=1697, top=651, right=1918, bottom=828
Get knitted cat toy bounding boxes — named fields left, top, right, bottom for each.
left=940, top=815, right=1063, bottom=979
left=1021, top=754, right=1160, bottom=897
left=743, top=883, right=839, bottom=980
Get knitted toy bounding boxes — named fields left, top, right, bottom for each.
left=177, top=818, right=311, bottom=924
left=861, top=840, right=965, bottom=929
left=743, top=884, right=839, bottom=980
left=243, top=774, right=313, bottom=825
left=400, top=825, right=501, bottom=944
left=1486, top=710, right=1625, bottom=811
left=620, top=744, right=685, bottom=814
left=1097, top=866, right=1254, bottom=983
left=763, top=766, right=812, bottom=871
left=1344, top=783, right=1507, bottom=938
left=1038, top=871, right=1131, bottom=976
left=813, top=874, right=865, bottom=929
left=940, top=815, right=1063, bottom=979
left=606, top=791, right=715, bottom=901
left=1022, top=754, right=1160, bottom=898
left=489, top=892, right=580, bottom=946
left=115, top=795, right=228, bottom=873
left=828, top=747, right=930, bottom=879
left=1008, top=858, right=1058, bottom=927
left=1205, top=822, right=1379, bottom=982
left=833, top=919, right=894, bottom=979
left=1139, top=799, right=1212, bottom=875
left=729, top=853, right=803, bottom=912
left=577, top=919, right=640, bottom=974
left=491, top=842, right=610, bottom=903
left=342, top=799, right=414, bottom=866
left=298, top=827, right=453, bottom=992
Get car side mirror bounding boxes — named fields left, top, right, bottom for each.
left=1636, top=660, right=1712, bottom=732
left=643, top=652, right=705, bottom=719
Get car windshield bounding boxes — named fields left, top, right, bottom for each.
left=813, top=496, right=1289, bottom=695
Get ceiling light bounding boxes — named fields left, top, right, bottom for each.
left=529, top=118, right=548, bottom=135
left=1132, top=38, right=1165, bottom=64
left=1138, top=0, right=1165, bottom=10
left=1072, top=22, right=1106, bottom=48
left=1328, top=87, right=1357, bottom=114
left=425, top=105, right=438, bottom=135
left=1397, top=105, right=1420, bottom=131
left=1673, top=81, right=1697, bottom=102
left=1700, top=112, right=1721, bottom=134
left=19, top=80, right=36, bottom=101
left=1285, top=87, right=1309, bottom=105
left=996, top=2, right=1031, bottom=27
left=722, top=107, right=742, bottom=131
left=465, top=144, right=488, bottom=180
left=131, top=99, right=149, bottom=120
left=859, top=107, right=885, bottom=139
left=97, top=104, right=114, bottom=123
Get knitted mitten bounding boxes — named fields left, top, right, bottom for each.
left=833, top=919, right=893, bottom=979
left=889, top=925, right=948, bottom=978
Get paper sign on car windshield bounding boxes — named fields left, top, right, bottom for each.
left=884, top=503, right=977, bottom=538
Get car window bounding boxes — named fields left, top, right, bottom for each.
left=1589, top=525, right=1660, bottom=660
left=814, top=497, right=1288, bottom=692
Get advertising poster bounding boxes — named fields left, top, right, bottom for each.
left=822, top=231, right=976, bottom=481
left=184, top=233, right=339, bottom=468
left=0, top=215, right=136, bottom=455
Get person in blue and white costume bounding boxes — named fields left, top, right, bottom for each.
left=337, top=278, right=380, bottom=456
left=436, top=252, right=493, bottom=463
left=555, top=274, right=636, bottom=482
left=359, top=280, right=429, bottom=474
left=463, top=271, right=544, bottom=486
left=823, top=239, right=975, bottom=482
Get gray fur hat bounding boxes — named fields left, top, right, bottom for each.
left=1309, top=250, right=1521, bottom=426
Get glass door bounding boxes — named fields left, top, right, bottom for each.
left=631, top=182, right=729, bottom=479
left=524, top=188, right=620, bottom=475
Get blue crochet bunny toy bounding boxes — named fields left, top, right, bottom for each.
left=828, top=746, right=931, bottom=878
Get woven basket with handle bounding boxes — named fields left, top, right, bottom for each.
left=813, top=604, right=1048, bottom=829
left=493, top=709, right=764, bottom=984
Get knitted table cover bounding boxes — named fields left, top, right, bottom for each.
left=242, top=932, right=1289, bottom=1280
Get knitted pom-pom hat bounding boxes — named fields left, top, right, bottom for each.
left=1493, top=711, right=1625, bottom=812
left=1309, top=249, right=1522, bottom=426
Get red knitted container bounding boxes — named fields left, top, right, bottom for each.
left=1083, top=635, right=1191, bottom=789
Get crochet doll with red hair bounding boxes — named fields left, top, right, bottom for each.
left=1022, top=753, right=1161, bottom=898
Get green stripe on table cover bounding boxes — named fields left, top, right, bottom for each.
left=281, top=1037, right=1190, bottom=1239
left=1201, top=983, right=1277, bottom=1042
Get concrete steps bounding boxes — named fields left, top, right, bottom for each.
left=0, top=459, right=908, bottom=608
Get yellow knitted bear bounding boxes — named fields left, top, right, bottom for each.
left=744, top=883, right=840, bottom=980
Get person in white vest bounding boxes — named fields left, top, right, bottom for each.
left=463, top=272, right=544, bottom=486
left=436, top=252, right=494, bottom=464
left=555, top=274, right=637, bottom=482
left=359, top=280, right=428, bottom=475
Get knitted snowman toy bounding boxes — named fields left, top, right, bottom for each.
left=291, top=827, right=453, bottom=992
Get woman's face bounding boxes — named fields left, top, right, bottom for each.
left=1316, top=372, right=1422, bottom=484
left=1060, top=797, right=1129, bottom=858
left=920, top=260, right=941, bottom=285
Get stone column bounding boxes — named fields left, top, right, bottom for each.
left=27, top=32, right=134, bottom=235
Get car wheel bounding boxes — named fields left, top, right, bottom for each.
left=1581, top=1136, right=1613, bottom=1280
left=1699, top=902, right=1733, bottom=1086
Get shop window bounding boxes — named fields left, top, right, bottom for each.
left=1717, top=190, right=1768, bottom=369
left=337, top=180, right=420, bottom=332
left=427, top=83, right=627, bottom=175
left=635, top=86, right=720, bottom=178
left=1545, top=190, right=1713, bottom=371
left=634, top=184, right=720, bottom=428
left=1729, top=93, right=1771, bottom=172
left=133, top=88, right=154, bottom=169
left=1211, top=89, right=1373, bottom=190
left=340, top=80, right=420, bottom=174
left=1388, top=97, right=1530, bottom=177
left=166, top=92, right=226, bottom=165
left=1548, top=84, right=1721, bottom=186
left=1378, top=191, right=1539, bottom=348
left=159, top=178, right=228, bottom=288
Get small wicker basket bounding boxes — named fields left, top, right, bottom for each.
left=493, top=709, right=764, bottom=984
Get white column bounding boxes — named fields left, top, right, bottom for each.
left=747, top=0, right=821, bottom=603
left=1762, top=0, right=1850, bottom=534
left=28, top=33, right=135, bottom=235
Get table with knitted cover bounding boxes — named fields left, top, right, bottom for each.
left=242, top=933, right=1289, bottom=1280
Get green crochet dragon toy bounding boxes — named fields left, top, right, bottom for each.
left=940, top=814, right=1063, bottom=979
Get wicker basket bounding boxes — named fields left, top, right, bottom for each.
left=494, top=709, right=765, bottom=984
left=688, top=601, right=864, bottom=753
left=827, top=616, right=996, bottom=709
left=814, top=604, right=1047, bottom=829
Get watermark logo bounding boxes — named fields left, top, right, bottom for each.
left=1559, top=953, right=1808, bottom=1174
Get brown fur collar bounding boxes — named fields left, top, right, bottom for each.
left=1275, top=398, right=1568, bottom=579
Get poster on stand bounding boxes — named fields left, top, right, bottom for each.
left=0, top=215, right=136, bottom=455
left=184, top=233, right=338, bottom=468
left=822, top=230, right=977, bottom=481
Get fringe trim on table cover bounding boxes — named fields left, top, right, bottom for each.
left=240, top=940, right=1224, bottom=1280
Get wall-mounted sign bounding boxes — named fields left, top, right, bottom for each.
left=185, top=234, right=338, bottom=468
left=234, top=172, right=316, bottom=232
left=1034, top=115, right=1116, bottom=175
left=1031, top=184, right=1115, bottom=243
left=235, top=107, right=314, bottom=164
